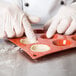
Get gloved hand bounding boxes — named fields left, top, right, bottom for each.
left=44, top=2, right=76, bottom=38
left=0, top=2, right=40, bottom=43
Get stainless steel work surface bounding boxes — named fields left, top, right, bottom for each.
left=0, top=25, right=76, bottom=76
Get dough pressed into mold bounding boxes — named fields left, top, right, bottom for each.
left=20, top=38, right=31, bottom=44
left=20, top=38, right=38, bottom=44
left=30, top=44, right=50, bottom=52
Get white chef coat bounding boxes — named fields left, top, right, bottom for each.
left=0, top=0, right=74, bottom=24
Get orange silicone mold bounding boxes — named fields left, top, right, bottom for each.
left=8, top=29, right=76, bottom=59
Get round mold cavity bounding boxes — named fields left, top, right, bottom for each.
left=34, top=29, right=45, bottom=34
left=30, top=44, right=50, bottom=52
left=40, top=34, right=58, bottom=39
left=40, top=34, right=48, bottom=39
left=20, top=38, right=31, bottom=44
left=33, top=54, right=37, bottom=57
left=72, top=35, right=76, bottom=41
left=53, top=39, right=71, bottom=46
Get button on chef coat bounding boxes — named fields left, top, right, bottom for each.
left=1, top=0, right=74, bottom=24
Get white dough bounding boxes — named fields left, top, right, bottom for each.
left=20, top=38, right=31, bottom=44
left=30, top=44, right=50, bottom=52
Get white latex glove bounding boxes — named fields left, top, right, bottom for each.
left=0, top=2, right=40, bottom=43
left=44, top=2, right=76, bottom=38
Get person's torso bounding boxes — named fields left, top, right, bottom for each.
left=1, top=0, right=74, bottom=24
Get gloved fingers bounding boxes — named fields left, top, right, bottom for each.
left=22, top=16, right=37, bottom=43
left=5, top=27, right=15, bottom=38
left=14, top=25, right=24, bottom=38
left=28, top=16, right=40, bottom=24
left=57, top=17, right=72, bottom=34
left=4, top=16, right=16, bottom=38
left=13, top=20, right=24, bottom=37
left=46, top=17, right=60, bottom=38
left=65, top=19, right=76, bottom=35
left=44, top=19, right=52, bottom=31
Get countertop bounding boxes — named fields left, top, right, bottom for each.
left=0, top=24, right=76, bottom=76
